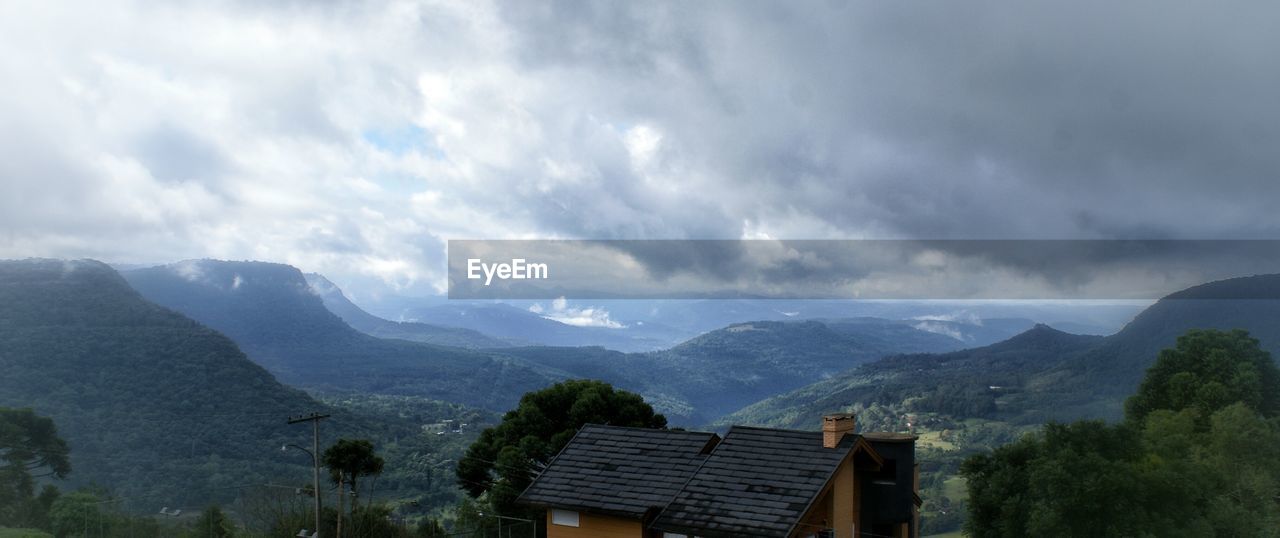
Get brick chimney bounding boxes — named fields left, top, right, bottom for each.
left=822, top=413, right=856, bottom=448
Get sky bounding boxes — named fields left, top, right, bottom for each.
left=3, top=1, right=1279, bottom=300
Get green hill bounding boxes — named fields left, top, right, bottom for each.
left=1048, top=274, right=1280, bottom=405
left=122, top=260, right=568, bottom=411
left=719, top=324, right=1103, bottom=429
left=0, top=259, right=326, bottom=505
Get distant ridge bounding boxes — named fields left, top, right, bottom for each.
left=718, top=323, right=1103, bottom=429
left=1051, top=272, right=1280, bottom=399
left=304, top=272, right=511, bottom=349
left=720, top=273, right=1280, bottom=429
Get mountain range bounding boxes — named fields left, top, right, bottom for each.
left=721, top=273, right=1280, bottom=430
left=120, top=259, right=1017, bottom=424
left=121, top=261, right=569, bottom=411
left=357, top=296, right=1138, bottom=351
left=10, top=255, right=1280, bottom=524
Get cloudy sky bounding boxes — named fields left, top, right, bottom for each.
left=3, top=1, right=1278, bottom=298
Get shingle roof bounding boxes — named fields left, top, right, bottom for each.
left=517, top=424, right=720, bottom=519
left=649, top=426, right=855, bottom=538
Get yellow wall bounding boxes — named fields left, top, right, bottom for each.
left=793, top=456, right=860, bottom=538
left=545, top=509, right=644, bottom=538
left=832, top=458, right=856, bottom=538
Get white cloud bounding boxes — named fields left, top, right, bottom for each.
left=531, top=296, right=625, bottom=329
left=912, top=312, right=983, bottom=326
left=911, top=321, right=967, bottom=342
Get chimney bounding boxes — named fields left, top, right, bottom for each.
left=822, top=413, right=856, bottom=448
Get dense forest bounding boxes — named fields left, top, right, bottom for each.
left=963, top=329, right=1280, bottom=536
left=0, top=260, right=495, bottom=533
left=0, top=259, right=325, bottom=506
left=719, top=276, right=1280, bottom=534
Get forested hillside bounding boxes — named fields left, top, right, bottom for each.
left=1048, top=274, right=1280, bottom=403
left=716, top=276, right=1280, bottom=535
left=0, top=259, right=325, bottom=505
left=447, top=319, right=967, bottom=424
left=122, top=261, right=569, bottom=410
left=723, top=274, right=1280, bottom=431
left=720, top=324, right=1103, bottom=430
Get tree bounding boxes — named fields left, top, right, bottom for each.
left=1126, top=329, right=1280, bottom=425
left=961, top=421, right=1155, bottom=537
left=415, top=517, right=446, bottom=537
left=456, top=379, right=666, bottom=517
left=323, top=439, right=384, bottom=538
left=0, top=407, right=71, bottom=528
left=47, top=490, right=101, bottom=538
left=185, top=505, right=236, bottom=538
left=964, top=328, right=1280, bottom=536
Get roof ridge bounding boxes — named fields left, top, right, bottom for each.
left=782, top=439, right=860, bottom=537
left=515, top=423, right=589, bottom=502
left=728, top=424, right=825, bottom=435
left=648, top=428, right=726, bottom=531
left=583, top=423, right=715, bottom=436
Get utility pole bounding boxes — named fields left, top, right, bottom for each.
left=288, top=412, right=330, bottom=537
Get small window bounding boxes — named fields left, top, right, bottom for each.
left=551, top=509, right=579, bottom=527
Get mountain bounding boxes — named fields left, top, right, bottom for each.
left=303, top=273, right=510, bottom=349
left=363, top=295, right=1140, bottom=352
left=391, top=302, right=694, bottom=352
left=121, top=260, right=568, bottom=410
left=1047, top=274, right=1280, bottom=403
left=0, top=259, right=326, bottom=504
left=719, top=324, right=1104, bottom=429
left=656, top=319, right=964, bottom=377
left=363, top=297, right=1141, bottom=340
left=721, top=273, right=1280, bottom=430
left=500, top=319, right=968, bottom=424
left=821, top=317, right=1037, bottom=349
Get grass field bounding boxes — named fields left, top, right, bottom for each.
left=923, top=531, right=964, bottom=538
left=915, top=428, right=960, bottom=451
left=0, top=529, right=53, bottom=538
left=942, top=475, right=968, bottom=501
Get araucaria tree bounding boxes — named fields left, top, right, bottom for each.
left=456, top=380, right=666, bottom=516
left=323, top=438, right=384, bottom=538
left=0, top=407, right=70, bottom=528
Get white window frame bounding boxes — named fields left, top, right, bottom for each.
left=550, top=508, right=580, bottom=527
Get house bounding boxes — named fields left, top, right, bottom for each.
left=518, top=413, right=921, bottom=538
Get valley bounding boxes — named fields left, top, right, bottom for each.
left=7, top=257, right=1279, bottom=535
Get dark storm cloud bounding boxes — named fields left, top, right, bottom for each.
left=6, top=1, right=1280, bottom=297
left=495, top=1, right=1280, bottom=241
left=450, top=240, right=1280, bottom=299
